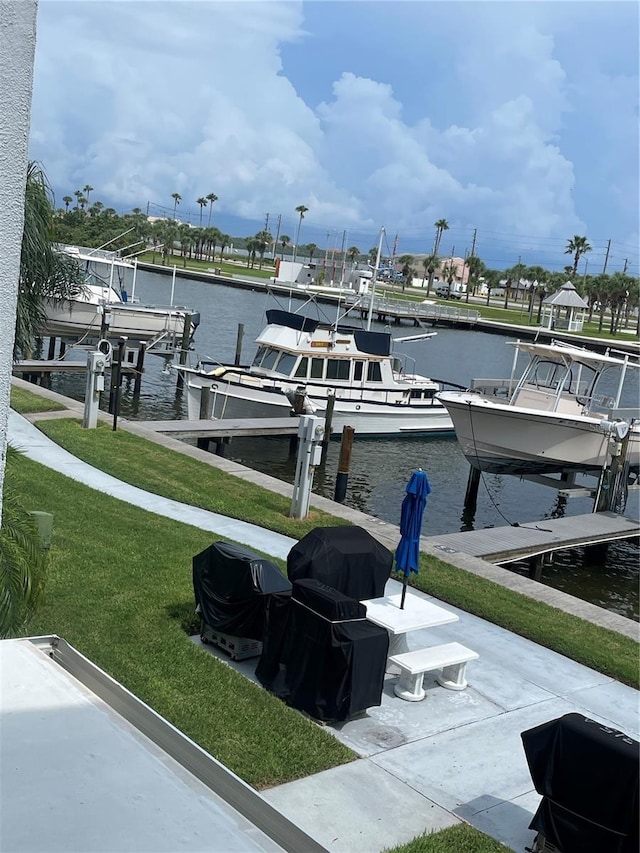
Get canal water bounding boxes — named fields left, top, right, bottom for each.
left=47, top=268, right=639, bottom=620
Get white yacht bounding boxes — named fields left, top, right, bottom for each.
left=44, top=245, right=199, bottom=354
left=177, top=309, right=456, bottom=436
left=438, top=340, right=639, bottom=475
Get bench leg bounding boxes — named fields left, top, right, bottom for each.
left=436, top=661, right=468, bottom=691
left=394, top=670, right=426, bottom=702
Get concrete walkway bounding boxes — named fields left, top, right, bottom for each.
left=7, top=401, right=640, bottom=853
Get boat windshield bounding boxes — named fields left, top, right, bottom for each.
left=525, top=358, right=594, bottom=396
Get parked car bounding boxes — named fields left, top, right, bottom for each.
left=435, top=283, right=463, bottom=300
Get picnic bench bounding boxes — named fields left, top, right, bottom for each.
left=389, top=642, right=479, bottom=701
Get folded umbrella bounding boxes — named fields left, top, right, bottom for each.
left=394, top=469, right=431, bottom=609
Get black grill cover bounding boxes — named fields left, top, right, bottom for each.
left=521, top=713, right=639, bottom=853
left=287, top=526, right=392, bottom=601
left=193, top=541, right=291, bottom=640
left=255, top=580, right=388, bottom=723
left=292, top=578, right=366, bottom=621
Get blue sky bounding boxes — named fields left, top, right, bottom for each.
left=29, top=0, right=639, bottom=273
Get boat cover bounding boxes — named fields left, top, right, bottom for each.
left=521, top=713, right=639, bottom=853
left=255, top=578, right=388, bottom=723
left=193, top=541, right=291, bottom=641
left=287, top=526, right=392, bottom=601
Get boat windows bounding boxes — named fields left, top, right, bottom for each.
left=354, top=361, right=364, bottom=382
left=310, top=358, right=324, bottom=379
left=367, top=362, right=382, bottom=382
left=252, top=346, right=267, bottom=367
left=260, top=348, right=280, bottom=371
left=273, top=352, right=298, bottom=377
left=409, top=389, right=436, bottom=400
left=294, top=357, right=308, bottom=378
left=326, top=359, right=350, bottom=381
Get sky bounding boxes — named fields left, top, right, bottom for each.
left=29, top=0, right=639, bottom=274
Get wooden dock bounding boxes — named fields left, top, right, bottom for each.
left=137, top=417, right=300, bottom=440
left=425, top=511, right=639, bottom=564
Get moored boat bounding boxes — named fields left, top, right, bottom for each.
left=177, top=309, right=458, bottom=436
left=44, top=245, right=199, bottom=355
left=437, top=340, right=639, bottom=475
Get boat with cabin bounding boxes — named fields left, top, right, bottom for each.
left=44, top=245, right=199, bottom=356
left=437, top=340, right=639, bottom=476
left=177, top=308, right=457, bottom=436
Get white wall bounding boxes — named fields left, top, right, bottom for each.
left=0, top=0, right=38, bottom=522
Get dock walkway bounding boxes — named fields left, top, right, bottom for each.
left=137, top=417, right=300, bottom=441
left=426, top=511, right=640, bottom=564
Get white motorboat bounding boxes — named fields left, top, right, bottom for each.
left=438, top=340, right=640, bottom=475
left=44, top=245, right=199, bottom=353
left=177, top=309, right=457, bottom=436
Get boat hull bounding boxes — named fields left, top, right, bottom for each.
left=43, top=299, right=191, bottom=343
left=438, top=392, right=640, bottom=474
left=185, top=374, right=454, bottom=437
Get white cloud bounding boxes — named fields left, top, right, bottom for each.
left=29, top=0, right=638, bottom=266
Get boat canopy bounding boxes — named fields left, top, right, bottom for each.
left=265, top=309, right=392, bottom=357
left=508, top=341, right=639, bottom=371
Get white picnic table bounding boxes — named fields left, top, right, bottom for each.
left=362, top=592, right=459, bottom=670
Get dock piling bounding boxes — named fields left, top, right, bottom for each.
left=334, top=426, right=355, bottom=503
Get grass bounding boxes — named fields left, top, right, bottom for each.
left=8, top=409, right=637, bottom=852
left=385, top=825, right=511, bottom=852
left=137, top=251, right=276, bottom=280
left=6, top=449, right=355, bottom=789
left=35, top=417, right=640, bottom=688
left=10, top=385, right=66, bottom=413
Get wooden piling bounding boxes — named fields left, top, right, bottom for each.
left=463, top=466, right=481, bottom=515
left=334, top=426, right=355, bottom=503
left=199, top=386, right=212, bottom=420
left=320, top=393, right=335, bottom=464
left=47, top=337, right=56, bottom=360
left=176, top=312, right=192, bottom=390
left=234, top=323, right=245, bottom=366
left=133, top=343, right=146, bottom=397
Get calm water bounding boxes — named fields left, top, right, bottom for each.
left=48, top=268, right=640, bottom=620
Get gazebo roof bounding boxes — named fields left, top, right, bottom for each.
left=542, top=280, right=589, bottom=308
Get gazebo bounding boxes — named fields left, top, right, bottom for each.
left=541, top=280, right=589, bottom=332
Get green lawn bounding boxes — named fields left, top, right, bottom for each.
left=10, top=385, right=66, bottom=413
left=35, top=417, right=640, bottom=688
left=7, top=409, right=636, bottom=853
left=137, top=251, right=276, bottom=280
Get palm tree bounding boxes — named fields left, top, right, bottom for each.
left=62, top=195, right=72, bottom=212
left=347, top=246, right=360, bottom=266
left=245, top=238, right=259, bottom=268
left=398, top=254, right=414, bottom=290
left=292, top=205, right=308, bottom=263
left=206, top=192, right=218, bottom=227
left=0, top=462, right=47, bottom=638
left=196, top=196, right=208, bottom=227
left=307, top=242, right=318, bottom=263
left=422, top=253, right=440, bottom=295
left=219, top=234, right=231, bottom=261
left=254, top=230, right=272, bottom=269
left=171, top=192, right=181, bottom=221
left=433, top=218, right=449, bottom=254
left=280, top=235, right=290, bottom=260
left=83, top=184, right=94, bottom=203
left=565, top=235, right=592, bottom=275
left=14, top=162, right=83, bottom=358
left=73, top=189, right=82, bottom=209
left=465, top=255, right=485, bottom=302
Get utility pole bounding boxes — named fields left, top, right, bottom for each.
left=339, top=229, right=347, bottom=285
left=323, top=231, right=330, bottom=269
left=601, top=239, right=611, bottom=275
left=623, top=258, right=629, bottom=273
left=273, top=214, right=281, bottom=259
left=264, top=213, right=270, bottom=233
left=470, top=228, right=477, bottom=257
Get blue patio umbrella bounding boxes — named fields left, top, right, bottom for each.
left=395, top=469, right=431, bottom=609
